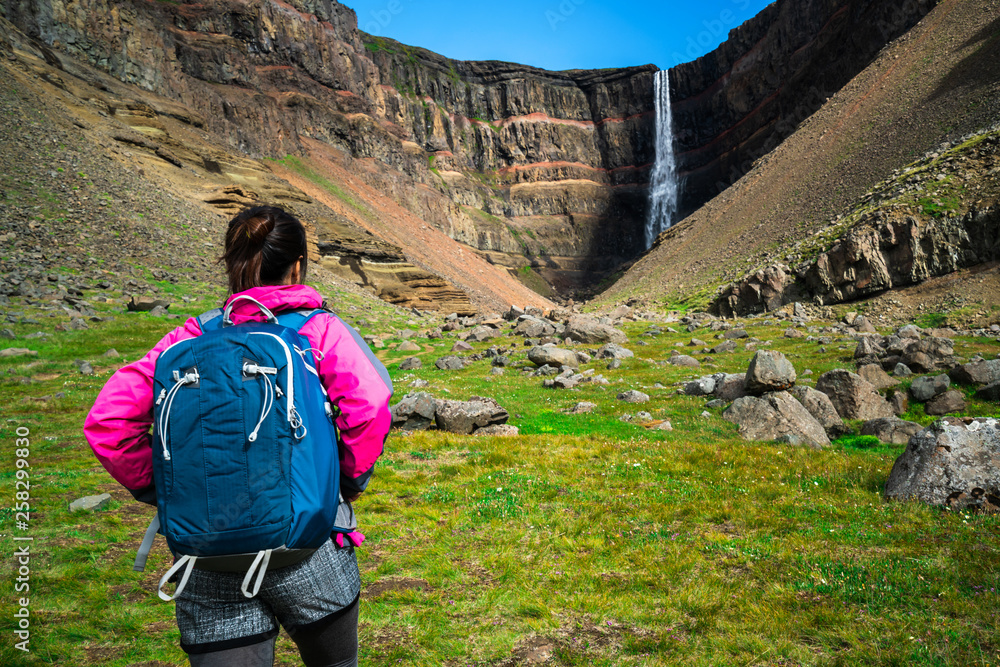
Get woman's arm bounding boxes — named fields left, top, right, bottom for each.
left=301, top=312, right=393, bottom=497
left=83, top=318, right=203, bottom=503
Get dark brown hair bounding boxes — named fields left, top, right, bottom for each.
left=221, top=205, right=308, bottom=294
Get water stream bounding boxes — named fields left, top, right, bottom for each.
left=646, top=69, right=679, bottom=249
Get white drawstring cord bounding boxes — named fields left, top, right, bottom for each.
left=158, top=372, right=199, bottom=461
left=158, top=554, right=198, bottom=601
left=248, top=372, right=274, bottom=443
left=241, top=549, right=272, bottom=598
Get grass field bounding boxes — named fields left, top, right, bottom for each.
left=1, top=280, right=999, bottom=666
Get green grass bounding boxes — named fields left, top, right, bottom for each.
left=2, top=297, right=1000, bottom=665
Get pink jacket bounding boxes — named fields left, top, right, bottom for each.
left=84, top=284, right=392, bottom=506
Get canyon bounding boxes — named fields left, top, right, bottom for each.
left=0, top=0, right=945, bottom=310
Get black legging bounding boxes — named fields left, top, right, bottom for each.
left=188, top=597, right=359, bottom=667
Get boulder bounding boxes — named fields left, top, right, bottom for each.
left=435, top=396, right=509, bottom=435
left=885, top=418, right=1000, bottom=510
left=435, top=356, right=466, bottom=371
left=889, top=391, right=909, bottom=416
left=397, top=341, right=421, bottom=352
left=684, top=376, right=716, bottom=396
left=596, top=343, right=633, bottom=360
left=860, top=417, right=924, bottom=445
left=784, top=328, right=805, bottom=339
left=451, top=341, right=473, bottom=352
left=390, top=392, right=438, bottom=430
left=564, top=316, right=627, bottom=344
left=528, top=346, right=579, bottom=370
left=790, top=385, right=847, bottom=438
left=900, top=337, right=955, bottom=373
left=898, top=324, right=923, bottom=339
left=69, top=493, right=113, bottom=512
left=975, top=382, right=1000, bottom=402
left=925, top=390, right=966, bottom=416
left=816, top=369, right=894, bottom=421
left=909, top=374, right=950, bottom=402
left=0, top=348, right=37, bottom=358
left=473, top=424, right=519, bottom=437
left=514, top=316, right=556, bottom=338
left=617, top=390, right=649, bottom=404
left=127, top=296, right=169, bottom=312
left=854, top=336, right=885, bottom=359
left=852, top=315, right=877, bottom=333
left=467, top=325, right=501, bottom=343
left=723, top=329, right=749, bottom=340
left=722, top=391, right=830, bottom=449
left=745, top=350, right=796, bottom=395
left=893, top=363, right=913, bottom=377
left=857, top=364, right=899, bottom=391
left=711, top=340, right=737, bottom=354
left=714, top=374, right=748, bottom=402
left=566, top=401, right=597, bottom=414
left=398, top=357, right=422, bottom=371
left=666, top=355, right=700, bottom=368
left=949, top=359, right=1000, bottom=386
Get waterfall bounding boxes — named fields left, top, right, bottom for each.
left=646, top=69, right=678, bottom=249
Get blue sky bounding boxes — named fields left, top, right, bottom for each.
left=346, top=0, right=775, bottom=71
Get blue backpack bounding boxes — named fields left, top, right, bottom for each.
left=135, top=295, right=348, bottom=601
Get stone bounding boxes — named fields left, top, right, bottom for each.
left=666, top=355, right=700, bottom=368
left=898, top=324, right=923, bottom=339
left=514, top=316, right=556, bottom=338
left=127, top=296, right=169, bottom=312
left=606, top=359, right=622, bottom=370
left=551, top=375, right=579, bottom=389
left=648, top=420, right=673, bottom=431
left=399, top=329, right=416, bottom=339
left=397, top=341, right=421, bottom=352
left=705, top=399, right=727, bottom=409
left=925, top=390, right=966, bottom=416
left=528, top=346, right=579, bottom=370
left=889, top=391, right=909, bottom=416
left=784, top=328, right=805, bottom=338
left=723, top=391, right=830, bottom=449
left=745, top=350, right=796, bottom=395
left=816, top=369, right=894, bottom=421
left=68, top=317, right=90, bottom=329
left=853, top=315, right=877, bottom=333
left=0, top=348, right=37, bottom=358
left=451, top=341, right=473, bottom=352
left=148, top=306, right=169, bottom=318
left=0, top=328, right=15, bottom=339
left=473, top=424, right=519, bottom=437
left=900, top=337, right=955, bottom=372
left=893, top=363, right=913, bottom=377
left=617, top=390, right=650, bottom=404
left=505, top=305, right=525, bottom=321
left=723, top=329, right=749, bottom=339
left=596, top=343, right=633, bottom=360
left=103, top=348, right=120, bottom=358
left=857, top=364, right=899, bottom=391
left=861, top=417, right=923, bottom=445
left=684, top=376, right=716, bottom=396
left=909, top=374, right=950, bottom=402
left=790, top=385, right=847, bottom=438
left=885, top=418, right=1000, bottom=510
left=854, top=336, right=884, bottom=359
left=949, top=359, right=1000, bottom=386
left=714, top=374, right=748, bottom=402
left=398, top=357, right=422, bottom=370
left=689, top=338, right=706, bottom=346
left=77, top=361, right=94, bottom=375
left=435, top=356, right=465, bottom=371
left=435, top=396, right=509, bottom=435
left=564, top=315, right=627, bottom=344
left=467, top=325, right=501, bottom=343
left=975, top=382, right=1000, bottom=402
left=711, top=340, right=737, bottom=354
left=70, top=493, right=112, bottom=512
left=391, top=392, right=437, bottom=430
left=566, top=401, right=597, bottom=414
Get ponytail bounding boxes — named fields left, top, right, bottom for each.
left=221, top=205, right=308, bottom=294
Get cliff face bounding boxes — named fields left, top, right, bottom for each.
left=670, top=0, right=936, bottom=211
left=1, top=0, right=938, bottom=300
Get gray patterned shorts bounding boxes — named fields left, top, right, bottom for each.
left=175, top=539, right=361, bottom=654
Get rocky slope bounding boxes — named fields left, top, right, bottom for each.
left=604, top=0, right=1000, bottom=313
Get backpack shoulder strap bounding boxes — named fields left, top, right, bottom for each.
left=196, top=307, right=224, bottom=332
left=276, top=308, right=327, bottom=332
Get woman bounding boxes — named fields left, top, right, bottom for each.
left=85, top=205, right=392, bottom=667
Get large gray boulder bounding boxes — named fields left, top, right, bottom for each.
left=790, top=385, right=847, bottom=438
left=950, top=359, right=1000, bottom=386
left=564, top=315, right=627, bottom=344
left=816, top=369, right=894, bottom=421
left=909, top=374, right=950, bottom=402
left=514, top=316, right=556, bottom=338
left=723, top=391, right=830, bottom=449
left=745, top=350, right=796, bottom=395
left=596, top=343, right=633, bottom=360
left=857, top=364, right=899, bottom=391
left=391, top=392, right=438, bottom=431
left=885, top=418, right=1000, bottom=509
left=666, top=354, right=700, bottom=368
left=900, top=337, right=955, bottom=373
left=617, top=390, right=649, bottom=404
left=714, top=373, right=748, bottom=402
left=528, top=346, right=579, bottom=370
left=684, top=376, right=716, bottom=396
left=466, top=325, right=501, bottom=343
left=925, top=390, right=967, bottom=416
left=435, top=396, right=509, bottom=435
left=398, top=357, right=422, bottom=371
left=435, top=355, right=466, bottom=371
left=861, top=417, right=924, bottom=445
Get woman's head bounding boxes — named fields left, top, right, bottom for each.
left=221, top=205, right=308, bottom=294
